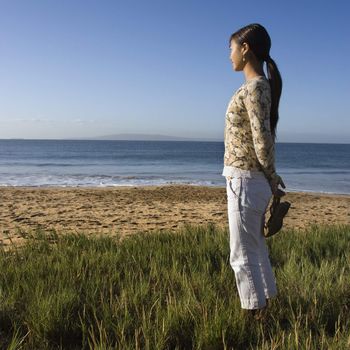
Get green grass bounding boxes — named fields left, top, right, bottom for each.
left=0, top=223, right=349, bottom=349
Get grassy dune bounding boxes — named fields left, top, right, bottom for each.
left=0, top=223, right=349, bottom=349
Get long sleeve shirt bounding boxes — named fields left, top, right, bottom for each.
left=222, top=75, right=278, bottom=182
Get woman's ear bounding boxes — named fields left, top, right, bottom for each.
left=241, top=42, right=250, bottom=55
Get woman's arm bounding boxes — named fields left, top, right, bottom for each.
left=244, top=81, right=282, bottom=191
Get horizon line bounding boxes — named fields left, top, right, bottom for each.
left=0, top=138, right=349, bottom=145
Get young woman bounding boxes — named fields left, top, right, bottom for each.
left=223, top=23, right=286, bottom=317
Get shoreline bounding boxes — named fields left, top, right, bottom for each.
left=1, top=185, right=349, bottom=249
left=1, top=184, right=349, bottom=197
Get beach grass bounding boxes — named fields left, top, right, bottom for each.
left=0, top=223, right=349, bottom=349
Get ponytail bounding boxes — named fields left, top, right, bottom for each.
left=266, top=57, right=282, bottom=143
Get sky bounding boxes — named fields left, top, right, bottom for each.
left=0, top=0, right=349, bottom=143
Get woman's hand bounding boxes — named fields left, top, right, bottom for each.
left=269, top=174, right=286, bottom=197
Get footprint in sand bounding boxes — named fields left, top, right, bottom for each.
left=90, top=221, right=102, bottom=225
left=31, top=212, right=45, bottom=218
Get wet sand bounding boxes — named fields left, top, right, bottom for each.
left=0, top=185, right=349, bottom=249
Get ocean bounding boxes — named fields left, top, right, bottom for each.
left=0, top=140, right=349, bottom=195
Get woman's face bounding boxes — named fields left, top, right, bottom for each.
left=229, top=40, right=244, bottom=71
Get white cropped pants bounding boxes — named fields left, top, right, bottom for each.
left=226, top=167, right=277, bottom=309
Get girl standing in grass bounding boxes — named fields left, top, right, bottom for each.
left=223, top=23, right=286, bottom=318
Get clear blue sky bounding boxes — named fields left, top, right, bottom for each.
left=0, top=0, right=349, bottom=142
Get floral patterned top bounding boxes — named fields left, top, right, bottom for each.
left=222, top=76, right=278, bottom=183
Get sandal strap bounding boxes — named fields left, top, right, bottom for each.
left=269, top=195, right=280, bottom=215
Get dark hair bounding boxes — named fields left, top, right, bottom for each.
left=229, top=23, right=282, bottom=142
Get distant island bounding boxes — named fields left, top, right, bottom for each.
left=62, top=133, right=222, bottom=142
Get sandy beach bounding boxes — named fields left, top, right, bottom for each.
left=0, top=185, right=349, bottom=249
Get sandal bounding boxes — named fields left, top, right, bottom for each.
left=264, top=189, right=291, bottom=237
